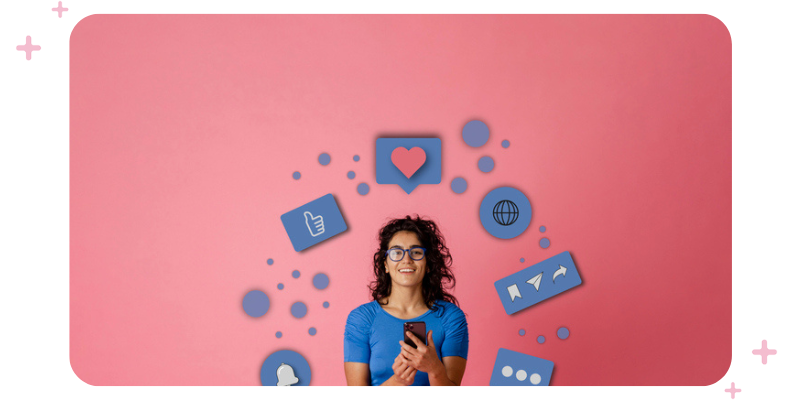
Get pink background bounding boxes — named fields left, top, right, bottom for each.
left=69, top=15, right=731, bottom=386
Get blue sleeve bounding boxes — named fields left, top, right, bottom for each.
left=343, top=306, right=372, bottom=363
left=440, top=304, right=469, bottom=359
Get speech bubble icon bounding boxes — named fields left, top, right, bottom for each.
left=376, top=138, right=441, bottom=194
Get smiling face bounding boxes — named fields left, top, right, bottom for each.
left=384, top=230, right=427, bottom=290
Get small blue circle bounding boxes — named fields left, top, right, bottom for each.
left=292, top=172, right=301, bottom=180
left=312, top=273, right=329, bottom=290
left=291, top=302, right=308, bottom=318
left=277, top=283, right=284, bottom=290
left=502, top=140, right=510, bottom=148
left=539, top=226, right=546, bottom=233
left=462, top=120, right=490, bottom=147
left=292, top=270, right=300, bottom=279
left=537, top=335, right=545, bottom=344
left=519, top=329, right=526, bottom=336
left=520, top=258, right=525, bottom=263
left=540, top=238, right=550, bottom=249
left=357, top=183, right=370, bottom=195
left=323, top=301, right=330, bottom=308
left=478, top=156, right=495, bottom=173
left=451, top=177, right=468, bottom=194
left=275, top=331, right=282, bottom=338
left=318, top=153, right=331, bottom=165
left=347, top=171, right=355, bottom=179
left=557, top=327, right=570, bottom=340
left=479, top=187, right=533, bottom=239
left=353, top=155, right=360, bottom=162
left=267, top=258, right=274, bottom=265
left=309, top=327, right=317, bottom=336
left=242, top=290, right=270, bottom=318
left=260, top=350, right=311, bottom=386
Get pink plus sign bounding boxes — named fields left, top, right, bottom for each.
left=16, top=36, right=41, bottom=60
left=752, top=339, right=777, bottom=364
left=725, top=382, right=741, bottom=399
left=52, top=2, right=69, bottom=18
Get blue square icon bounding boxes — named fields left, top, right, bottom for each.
left=280, top=194, right=347, bottom=252
left=490, top=348, right=554, bottom=386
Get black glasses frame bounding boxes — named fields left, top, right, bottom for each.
left=385, top=247, right=427, bottom=262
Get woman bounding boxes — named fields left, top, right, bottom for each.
left=344, top=215, right=468, bottom=386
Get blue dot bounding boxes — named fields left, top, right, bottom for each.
left=501, top=140, right=510, bottom=148
left=292, top=172, right=301, bottom=180
left=277, top=283, right=284, bottom=290
left=347, top=171, right=355, bottom=179
left=291, top=302, right=308, bottom=318
left=462, top=120, right=490, bottom=147
left=537, top=335, right=545, bottom=344
left=357, top=183, right=370, bottom=195
left=520, top=258, right=525, bottom=263
left=292, top=270, right=300, bottom=279
left=557, top=327, right=570, bottom=340
left=308, top=327, right=317, bottom=336
left=318, top=153, right=331, bottom=166
left=323, top=301, right=330, bottom=308
left=539, top=226, right=546, bottom=233
left=519, top=329, right=526, bottom=336
left=478, top=156, right=495, bottom=173
left=267, top=258, right=274, bottom=265
left=539, top=238, right=550, bottom=249
left=313, top=273, right=329, bottom=290
left=275, top=331, right=282, bottom=338
left=451, top=177, right=468, bottom=194
left=353, top=155, right=360, bottom=162
left=242, top=290, right=270, bottom=318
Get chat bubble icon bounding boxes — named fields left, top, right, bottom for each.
left=376, top=138, right=441, bottom=194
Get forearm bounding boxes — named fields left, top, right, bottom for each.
left=427, top=363, right=457, bottom=386
left=380, top=375, right=407, bottom=386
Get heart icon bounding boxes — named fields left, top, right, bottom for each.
left=391, top=147, right=427, bottom=179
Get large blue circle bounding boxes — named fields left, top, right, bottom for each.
left=479, top=187, right=532, bottom=239
left=260, top=349, right=311, bottom=386
left=318, top=153, right=331, bottom=166
left=242, top=290, right=270, bottom=317
left=462, top=120, right=490, bottom=147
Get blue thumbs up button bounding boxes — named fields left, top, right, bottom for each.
left=280, top=194, right=347, bottom=252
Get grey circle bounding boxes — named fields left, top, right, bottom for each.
left=451, top=177, right=468, bottom=194
left=516, top=370, right=527, bottom=381
left=290, top=302, right=308, bottom=318
left=312, top=273, right=329, bottom=290
left=478, top=156, right=495, bottom=173
left=501, top=366, right=513, bottom=377
left=462, top=120, right=490, bottom=147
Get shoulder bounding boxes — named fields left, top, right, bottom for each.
left=433, top=300, right=467, bottom=321
left=345, top=301, right=379, bottom=325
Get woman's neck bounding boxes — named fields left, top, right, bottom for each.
left=382, top=285, right=428, bottom=315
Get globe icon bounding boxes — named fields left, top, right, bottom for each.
left=493, top=199, right=519, bottom=226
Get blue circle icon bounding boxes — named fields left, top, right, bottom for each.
left=479, top=187, right=532, bottom=239
left=242, top=290, right=270, bottom=317
left=260, top=349, right=311, bottom=386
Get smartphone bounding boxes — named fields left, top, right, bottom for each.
left=403, top=321, right=427, bottom=349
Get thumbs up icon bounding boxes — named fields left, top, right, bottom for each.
left=304, top=211, right=325, bottom=237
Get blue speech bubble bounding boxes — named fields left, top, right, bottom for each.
left=490, top=348, right=554, bottom=386
left=376, top=138, right=442, bottom=194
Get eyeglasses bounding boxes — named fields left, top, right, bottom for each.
left=385, top=247, right=427, bottom=262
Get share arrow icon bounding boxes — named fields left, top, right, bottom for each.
left=527, top=272, right=543, bottom=291
left=553, top=265, right=567, bottom=282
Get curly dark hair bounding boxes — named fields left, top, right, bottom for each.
left=369, top=215, right=458, bottom=308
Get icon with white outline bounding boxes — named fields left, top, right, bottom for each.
left=304, top=211, right=325, bottom=237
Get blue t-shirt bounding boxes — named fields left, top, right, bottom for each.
left=344, top=300, right=469, bottom=386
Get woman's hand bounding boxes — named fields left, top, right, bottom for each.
left=399, top=330, right=447, bottom=378
left=390, top=353, right=417, bottom=385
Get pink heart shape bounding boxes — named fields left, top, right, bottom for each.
left=391, top=147, right=427, bottom=179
